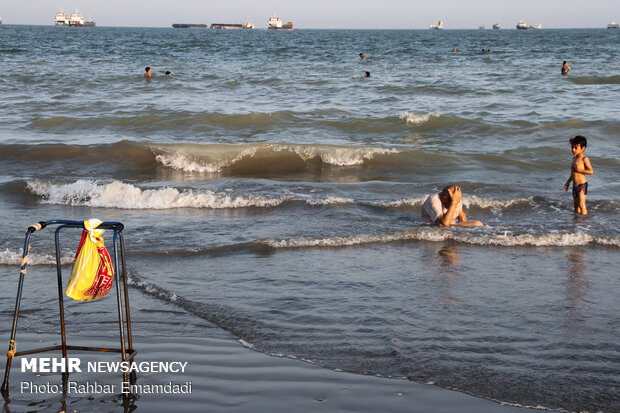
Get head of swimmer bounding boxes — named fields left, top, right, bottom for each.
left=439, top=185, right=460, bottom=207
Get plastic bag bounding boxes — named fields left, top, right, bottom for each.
left=65, top=219, right=114, bottom=301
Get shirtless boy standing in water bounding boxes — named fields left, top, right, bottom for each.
left=564, top=135, right=593, bottom=215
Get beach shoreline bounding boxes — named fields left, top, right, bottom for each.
left=2, top=331, right=540, bottom=412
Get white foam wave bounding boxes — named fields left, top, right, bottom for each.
left=381, top=195, right=532, bottom=210
left=155, top=146, right=258, bottom=173
left=238, top=339, right=255, bottom=349
left=0, top=248, right=73, bottom=266
left=27, top=180, right=289, bottom=209
left=305, top=196, right=354, bottom=206
left=398, top=111, right=442, bottom=125
left=381, top=197, right=428, bottom=208
left=461, top=195, right=533, bottom=209
left=265, top=230, right=620, bottom=249
left=154, top=143, right=399, bottom=172
left=274, top=144, right=398, bottom=167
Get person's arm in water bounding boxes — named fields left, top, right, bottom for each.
left=457, top=208, right=468, bottom=223
left=456, top=209, right=483, bottom=226
left=438, top=187, right=461, bottom=227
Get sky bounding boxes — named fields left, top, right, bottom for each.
left=0, top=0, right=618, bottom=29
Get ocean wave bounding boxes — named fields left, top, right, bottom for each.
left=264, top=229, right=620, bottom=249
left=381, top=195, right=533, bottom=210
left=570, top=75, right=620, bottom=85
left=24, top=180, right=355, bottom=210
left=26, top=180, right=290, bottom=209
left=0, top=248, right=74, bottom=266
left=0, top=140, right=156, bottom=168
left=153, top=143, right=400, bottom=173
left=398, top=111, right=467, bottom=130
left=398, top=111, right=443, bottom=126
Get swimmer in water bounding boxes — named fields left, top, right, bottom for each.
left=144, top=67, right=152, bottom=77
left=561, top=61, right=571, bottom=76
left=364, top=71, right=370, bottom=77
left=165, top=71, right=172, bottom=76
left=359, top=53, right=366, bottom=59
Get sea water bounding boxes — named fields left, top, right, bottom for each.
left=0, top=25, right=619, bottom=411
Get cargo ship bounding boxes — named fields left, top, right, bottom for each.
left=493, top=23, right=500, bottom=29
left=55, top=9, right=95, bottom=27
left=429, top=20, right=444, bottom=29
left=211, top=21, right=254, bottom=29
left=608, top=21, right=619, bottom=29
left=516, top=20, right=537, bottom=30
left=268, top=14, right=294, bottom=30
left=172, top=23, right=207, bottom=28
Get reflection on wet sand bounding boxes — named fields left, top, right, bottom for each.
left=427, top=244, right=461, bottom=305
left=562, top=248, right=591, bottom=343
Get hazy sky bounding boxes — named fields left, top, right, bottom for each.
left=1, top=0, right=618, bottom=28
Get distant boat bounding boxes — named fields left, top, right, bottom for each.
left=479, top=24, right=485, bottom=30
left=429, top=20, right=444, bottom=29
left=172, top=23, right=207, bottom=28
left=211, top=22, right=254, bottom=29
left=55, top=9, right=95, bottom=27
left=268, top=14, right=294, bottom=30
left=0, top=17, right=3, bottom=24
left=54, top=10, right=69, bottom=26
left=493, top=23, right=500, bottom=30
left=608, top=21, right=619, bottom=29
left=516, top=20, right=536, bottom=30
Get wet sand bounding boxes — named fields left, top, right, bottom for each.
left=2, top=332, right=537, bottom=412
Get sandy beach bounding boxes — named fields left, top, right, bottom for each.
left=3, top=333, right=535, bottom=413
left=0, top=283, right=538, bottom=413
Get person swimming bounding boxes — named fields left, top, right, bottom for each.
left=359, top=53, right=366, bottom=59
left=364, top=71, right=370, bottom=77
left=144, top=67, right=152, bottom=77
left=561, top=61, right=571, bottom=76
left=165, top=71, right=172, bottom=76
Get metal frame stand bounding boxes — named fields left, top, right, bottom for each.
left=1, top=220, right=136, bottom=396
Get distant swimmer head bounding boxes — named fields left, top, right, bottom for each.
left=359, top=53, right=366, bottom=59
left=364, top=71, right=370, bottom=77
left=144, top=67, right=152, bottom=77
left=165, top=71, right=172, bottom=76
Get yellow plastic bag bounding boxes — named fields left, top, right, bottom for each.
left=65, top=219, right=114, bottom=301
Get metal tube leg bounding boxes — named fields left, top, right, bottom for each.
left=120, top=234, right=134, bottom=357
left=55, top=228, right=68, bottom=360
left=113, top=232, right=128, bottom=385
left=2, top=231, right=34, bottom=394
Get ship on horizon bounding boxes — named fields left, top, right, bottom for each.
left=429, top=20, right=444, bottom=29
left=516, top=20, right=538, bottom=30
left=172, top=23, right=207, bottom=28
left=268, top=14, right=294, bottom=30
left=608, top=21, right=619, bottom=29
left=55, top=9, right=95, bottom=27
left=211, top=21, right=254, bottom=29
left=493, top=23, right=500, bottom=29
